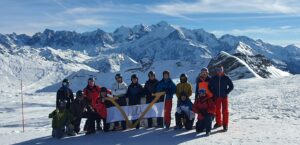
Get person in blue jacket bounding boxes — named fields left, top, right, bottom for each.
left=174, top=92, right=195, bottom=130
left=156, top=70, right=176, bottom=129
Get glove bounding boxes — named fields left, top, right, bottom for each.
left=165, top=88, right=172, bottom=94
left=176, top=107, right=182, bottom=113
left=188, top=111, right=195, bottom=120
left=199, top=109, right=208, bottom=116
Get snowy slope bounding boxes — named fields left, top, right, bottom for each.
left=0, top=46, right=96, bottom=93
left=0, top=75, right=299, bottom=145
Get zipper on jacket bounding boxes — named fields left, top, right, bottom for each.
left=219, top=76, right=221, bottom=97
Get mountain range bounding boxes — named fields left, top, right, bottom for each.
left=0, top=21, right=299, bottom=92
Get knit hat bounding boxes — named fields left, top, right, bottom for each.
left=201, top=67, right=209, bottom=73
left=131, top=74, right=138, bottom=80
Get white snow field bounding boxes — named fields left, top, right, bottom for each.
left=0, top=75, right=300, bottom=145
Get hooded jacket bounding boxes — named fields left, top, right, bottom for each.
left=209, top=74, right=234, bottom=97
left=156, top=78, right=176, bottom=100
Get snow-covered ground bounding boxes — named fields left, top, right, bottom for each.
left=0, top=75, right=300, bottom=145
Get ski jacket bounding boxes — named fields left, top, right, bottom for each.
left=156, top=78, right=176, bottom=100
left=70, top=98, right=88, bottom=118
left=144, top=79, right=159, bottom=99
left=56, top=86, right=74, bottom=109
left=195, top=76, right=213, bottom=98
left=176, top=99, right=195, bottom=120
left=111, top=82, right=128, bottom=97
left=176, top=82, right=193, bottom=99
left=94, top=101, right=107, bottom=118
left=83, top=85, right=101, bottom=107
left=193, top=95, right=216, bottom=120
left=127, top=82, right=144, bottom=105
left=49, top=109, right=73, bottom=128
left=209, top=74, right=234, bottom=98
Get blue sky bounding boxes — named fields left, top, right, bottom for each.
left=0, top=0, right=300, bottom=47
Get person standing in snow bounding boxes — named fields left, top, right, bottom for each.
left=174, top=92, right=195, bottom=130
left=83, top=77, right=102, bottom=131
left=195, top=67, right=213, bottom=99
left=126, top=74, right=144, bottom=129
left=156, top=70, right=176, bottom=129
left=193, top=89, right=216, bottom=136
left=111, top=73, right=128, bottom=130
left=144, top=71, right=163, bottom=128
left=176, top=73, right=193, bottom=100
left=209, top=66, right=234, bottom=131
left=56, top=79, right=74, bottom=110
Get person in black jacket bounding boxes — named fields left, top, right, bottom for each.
left=209, top=66, right=234, bottom=131
left=127, top=74, right=144, bottom=129
left=144, top=71, right=163, bottom=128
left=70, top=90, right=89, bottom=134
left=56, top=79, right=74, bottom=110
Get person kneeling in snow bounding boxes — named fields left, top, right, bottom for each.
left=94, top=87, right=111, bottom=132
left=193, top=89, right=216, bottom=136
left=174, top=92, right=195, bottom=130
left=85, top=87, right=111, bottom=134
left=49, top=100, right=75, bottom=139
left=70, top=90, right=89, bottom=134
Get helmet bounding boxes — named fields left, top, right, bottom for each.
left=115, top=73, right=122, bottom=79
left=163, top=70, right=170, bottom=76
left=62, top=79, right=69, bottom=87
left=148, top=71, right=156, bottom=77
left=180, top=73, right=188, bottom=83
left=76, top=90, right=83, bottom=97
left=180, top=73, right=188, bottom=79
left=201, top=67, right=209, bottom=73
left=88, top=77, right=96, bottom=82
left=100, top=87, right=107, bottom=93
left=131, top=74, right=138, bottom=79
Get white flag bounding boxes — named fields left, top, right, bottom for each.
left=106, top=102, right=165, bottom=123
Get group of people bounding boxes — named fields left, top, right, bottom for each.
left=49, top=65, right=234, bottom=139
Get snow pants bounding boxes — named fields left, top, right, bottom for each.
left=215, top=97, right=229, bottom=126
left=164, top=99, right=172, bottom=127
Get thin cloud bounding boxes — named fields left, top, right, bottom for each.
left=74, top=18, right=106, bottom=26
left=52, top=0, right=67, bottom=9
left=148, top=0, right=300, bottom=17
left=210, top=26, right=300, bottom=47
left=211, top=27, right=300, bottom=37
left=64, top=4, right=143, bottom=15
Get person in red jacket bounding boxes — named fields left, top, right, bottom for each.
left=83, top=77, right=102, bottom=131
left=94, top=88, right=110, bottom=132
left=85, top=87, right=111, bottom=134
left=193, top=89, right=216, bottom=136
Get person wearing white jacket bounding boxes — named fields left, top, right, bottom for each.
left=111, top=74, right=128, bottom=97
left=111, top=73, right=128, bottom=130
